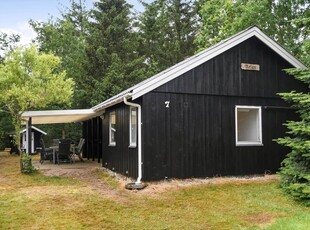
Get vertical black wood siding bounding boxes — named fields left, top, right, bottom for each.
left=82, top=121, right=87, bottom=158
left=140, top=37, right=307, bottom=181
left=101, top=103, right=138, bottom=179
left=97, top=36, right=307, bottom=181
left=82, top=117, right=103, bottom=161
left=33, top=131, right=43, bottom=151
left=142, top=93, right=297, bottom=180
left=83, top=120, right=90, bottom=159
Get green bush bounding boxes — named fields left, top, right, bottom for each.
left=20, top=153, right=36, bottom=174
left=276, top=67, right=310, bottom=205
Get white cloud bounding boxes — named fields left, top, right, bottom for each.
left=0, top=22, right=37, bottom=46
left=17, top=22, right=37, bottom=45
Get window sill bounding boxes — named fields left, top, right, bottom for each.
left=109, top=143, right=116, bottom=147
left=128, top=145, right=136, bottom=148
left=236, top=142, right=263, bottom=147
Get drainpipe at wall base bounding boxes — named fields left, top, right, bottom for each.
left=123, top=96, right=144, bottom=188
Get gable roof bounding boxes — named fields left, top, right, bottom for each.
left=92, top=26, right=306, bottom=112
left=20, top=126, right=47, bottom=135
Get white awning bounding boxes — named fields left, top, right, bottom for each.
left=21, top=109, right=100, bottom=124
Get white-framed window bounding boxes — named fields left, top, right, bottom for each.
left=235, top=106, right=263, bottom=146
left=129, top=107, right=137, bottom=147
left=109, top=111, right=116, bottom=146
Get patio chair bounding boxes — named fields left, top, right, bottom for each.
left=39, top=138, right=53, bottom=164
left=56, top=139, right=73, bottom=164
left=71, top=138, right=85, bottom=162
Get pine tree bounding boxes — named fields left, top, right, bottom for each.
left=85, top=0, right=147, bottom=105
left=138, top=0, right=199, bottom=72
left=276, top=67, right=310, bottom=205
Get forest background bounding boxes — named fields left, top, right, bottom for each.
left=0, top=0, right=309, bottom=146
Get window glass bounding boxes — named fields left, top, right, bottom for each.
left=109, top=111, right=116, bottom=145
left=130, top=107, right=137, bottom=147
left=235, top=106, right=262, bottom=146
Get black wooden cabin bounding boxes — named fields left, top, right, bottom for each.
left=83, top=26, right=307, bottom=181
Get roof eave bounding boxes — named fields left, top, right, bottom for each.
left=91, top=92, right=132, bottom=112
left=21, top=109, right=100, bottom=124
left=91, top=26, right=306, bottom=108
left=130, top=27, right=306, bottom=100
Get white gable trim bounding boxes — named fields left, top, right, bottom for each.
left=131, top=27, right=305, bottom=100
left=92, top=26, right=306, bottom=111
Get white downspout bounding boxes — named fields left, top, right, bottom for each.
left=123, top=96, right=142, bottom=184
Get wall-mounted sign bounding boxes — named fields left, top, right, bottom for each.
left=241, top=63, right=260, bottom=71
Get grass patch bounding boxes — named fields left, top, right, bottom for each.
left=0, top=152, right=309, bottom=229
left=24, top=171, right=80, bottom=186
left=94, top=168, right=120, bottom=189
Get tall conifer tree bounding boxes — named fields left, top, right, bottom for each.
left=85, top=0, right=147, bottom=105
left=276, top=66, right=310, bottom=204
left=138, top=0, right=199, bottom=72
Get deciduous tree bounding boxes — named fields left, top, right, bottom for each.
left=30, top=0, right=89, bottom=108
left=196, top=0, right=309, bottom=58
left=0, top=32, right=20, bottom=63
left=0, top=45, right=73, bottom=153
left=0, top=32, right=20, bottom=148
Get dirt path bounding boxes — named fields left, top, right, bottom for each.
left=40, top=167, right=133, bottom=204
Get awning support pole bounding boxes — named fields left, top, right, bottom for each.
left=26, top=117, right=32, bottom=155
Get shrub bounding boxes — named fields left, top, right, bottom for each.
left=20, top=153, right=36, bottom=174
left=276, top=67, right=310, bottom=205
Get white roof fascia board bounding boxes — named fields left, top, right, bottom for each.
left=131, top=27, right=306, bottom=100
left=252, top=27, right=306, bottom=68
left=21, top=109, right=100, bottom=124
left=32, top=126, right=47, bottom=135
left=92, top=29, right=259, bottom=109
left=23, top=109, right=95, bottom=116
left=90, top=26, right=306, bottom=109
left=92, top=92, right=131, bottom=112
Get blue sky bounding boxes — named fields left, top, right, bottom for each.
left=0, top=0, right=147, bottom=45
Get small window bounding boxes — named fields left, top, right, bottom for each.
left=109, top=111, right=116, bottom=146
left=129, top=107, right=137, bottom=147
left=235, top=106, right=263, bottom=146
